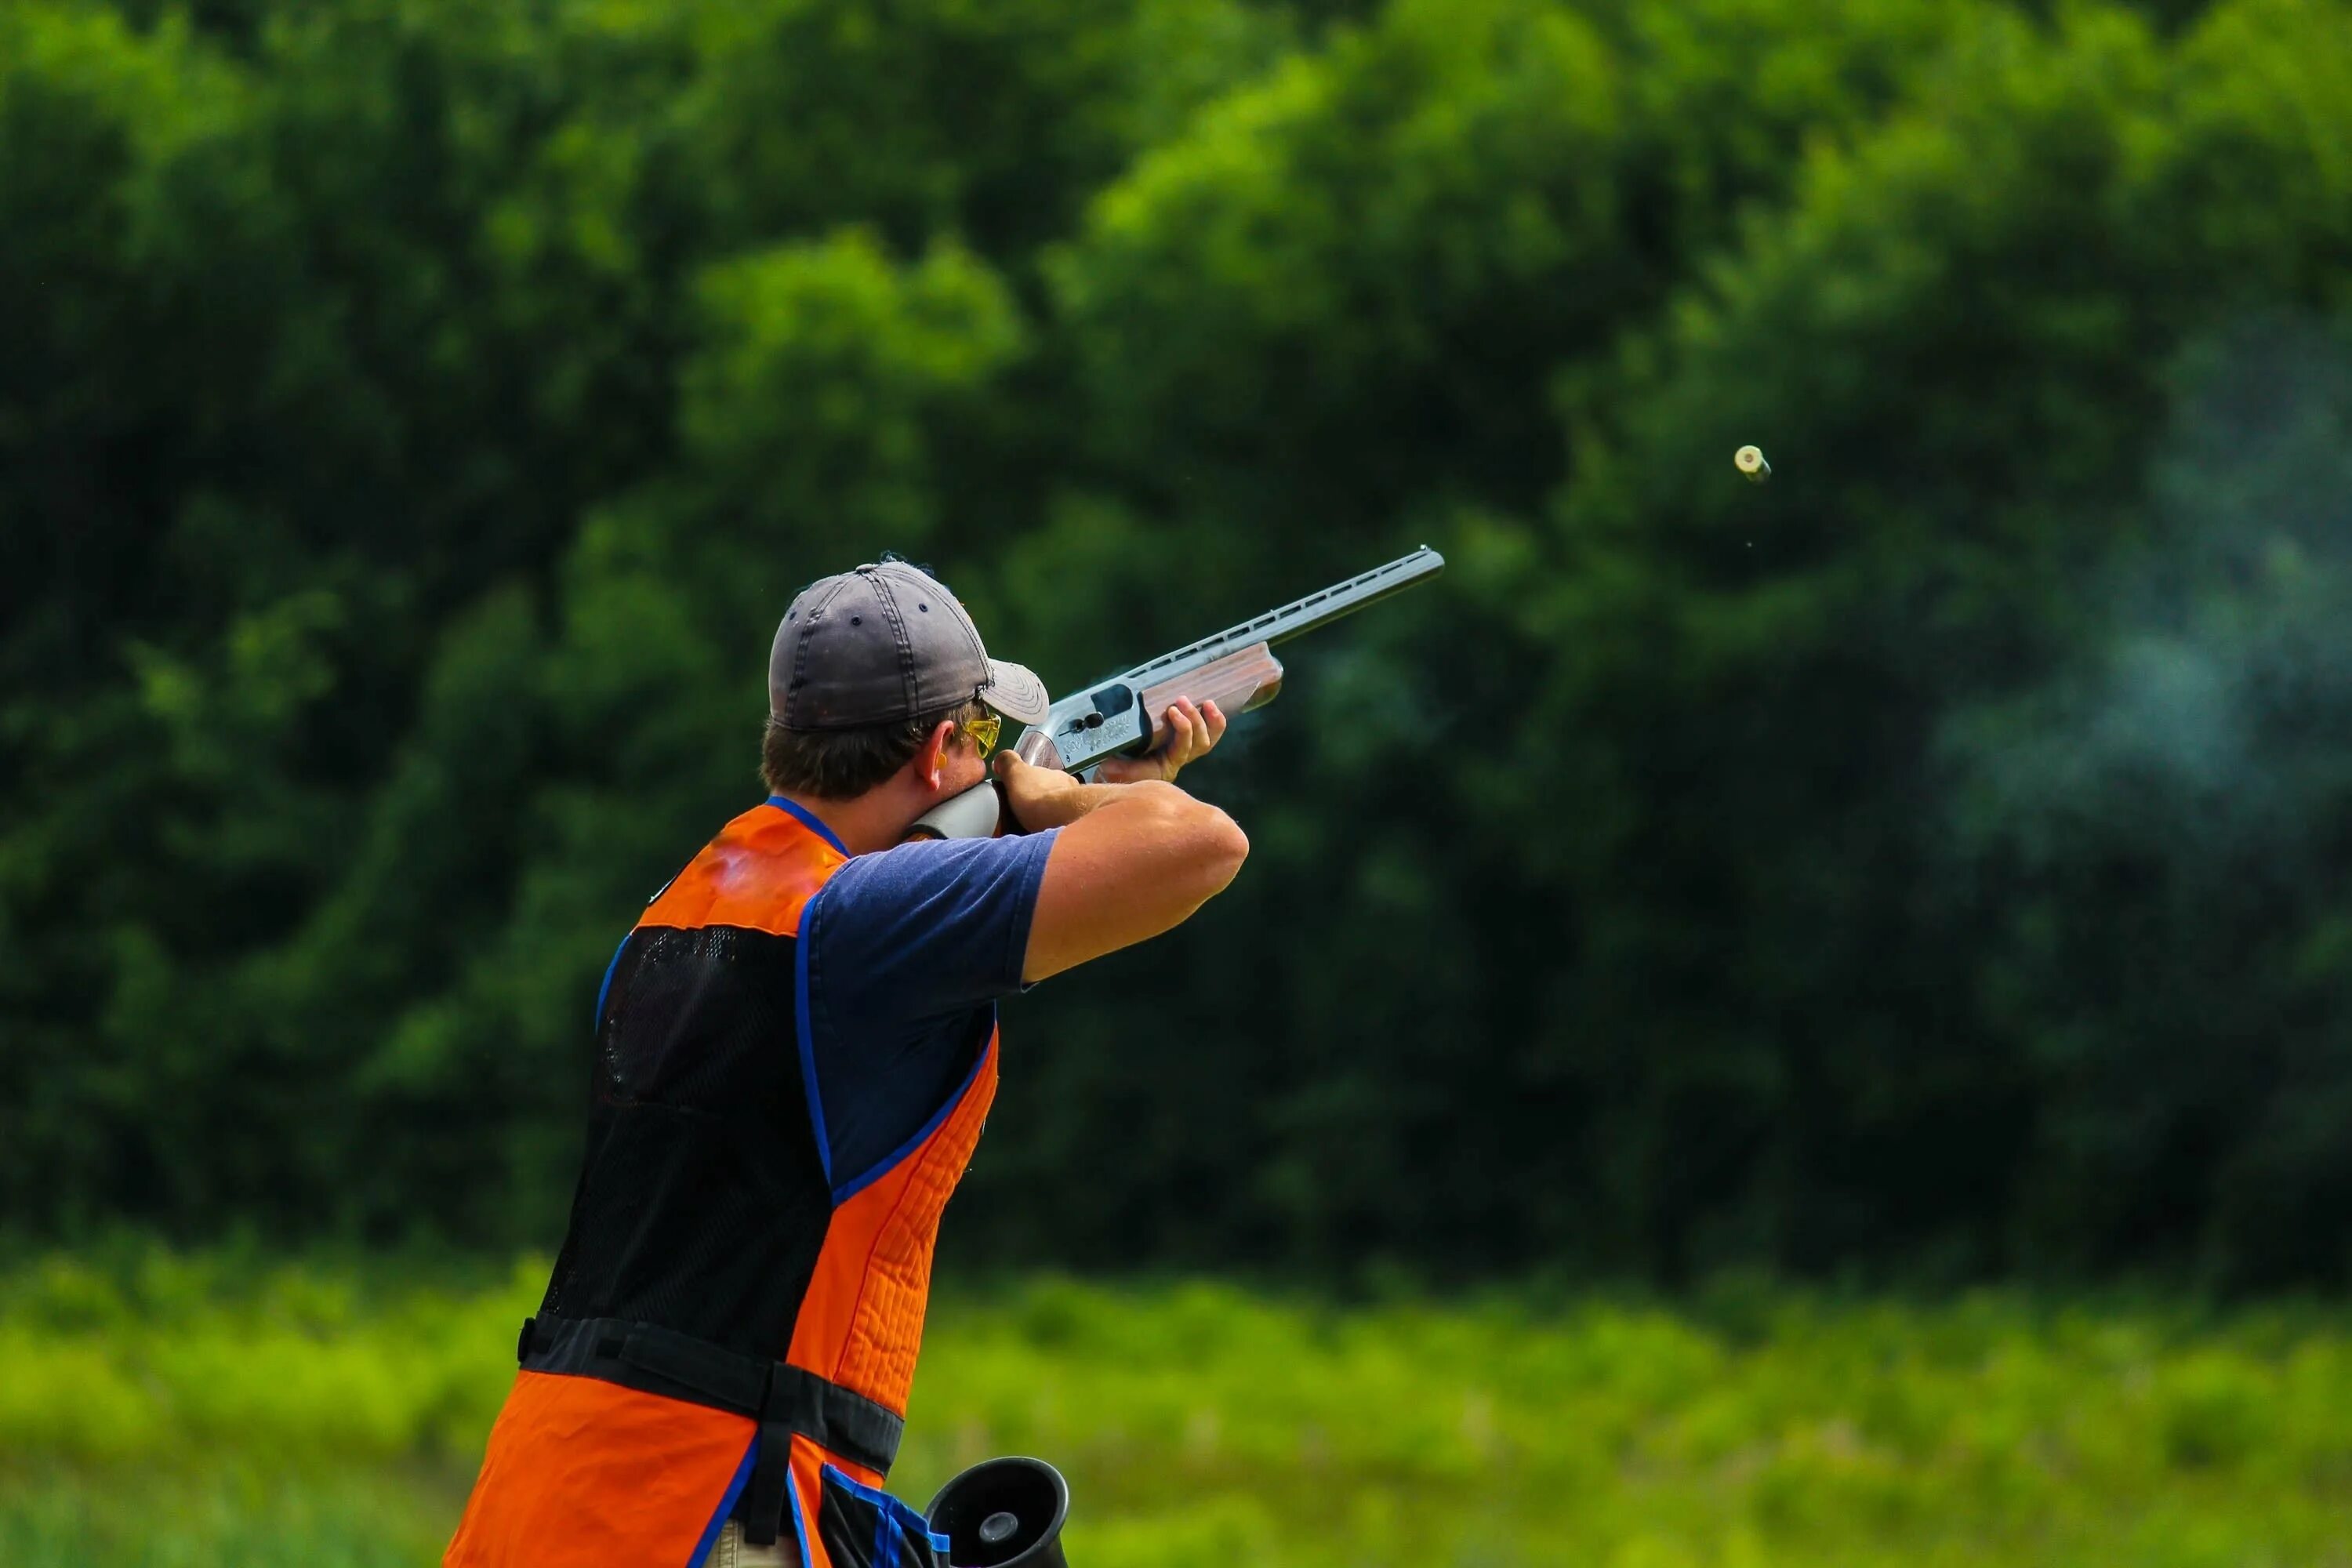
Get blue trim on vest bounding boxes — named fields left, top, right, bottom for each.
left=591, top=931, right=630, bottom=1035
left=821, top=1465, right=950, bottom=1560
left=788, top=1455, right=818, bottom=1568
left=830, top=1018, right=996, bottom=1206
left=767, top=795, right=850, bottom=857
left=796, top=884, right=834, bottom=1188
left=688, top=1439, right=760, bottom=1568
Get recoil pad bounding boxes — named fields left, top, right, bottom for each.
left=907, top=781, right=1007, bottom=841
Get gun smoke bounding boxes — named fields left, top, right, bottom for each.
left=1940, top=314, right=2352, bottom=877
left=1928, top=314, right=2352, bottom=1282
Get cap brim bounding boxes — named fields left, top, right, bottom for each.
left=978, top=659, right=1052, bottom=726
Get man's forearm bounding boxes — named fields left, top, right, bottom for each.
left=1009, top=776, right=1185, bottom=834
left=1017, top=776, right=1248, bottom=982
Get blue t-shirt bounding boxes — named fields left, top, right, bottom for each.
left=800, top=828, right=1059, bottom=1189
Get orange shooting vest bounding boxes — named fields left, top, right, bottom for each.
left=445, top=799, right=996, bottom=1568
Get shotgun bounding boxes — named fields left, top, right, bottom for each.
left=909, top=546, right=1446, bottom=840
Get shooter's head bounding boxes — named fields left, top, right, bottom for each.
left=762, top=561, right=1049, bottom=808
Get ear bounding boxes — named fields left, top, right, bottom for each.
left=914, top=718, right=958, bottom=793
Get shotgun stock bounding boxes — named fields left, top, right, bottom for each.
left=909, top=547, right=1443, bottom=840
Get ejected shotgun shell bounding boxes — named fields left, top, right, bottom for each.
left=1734, top=445, right=1770, bottom=483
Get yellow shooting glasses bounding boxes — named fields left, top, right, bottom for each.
left=957, top=710, right=1002, bottom=758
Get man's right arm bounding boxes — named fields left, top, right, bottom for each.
left=994, top=752, right=1250, bottom=983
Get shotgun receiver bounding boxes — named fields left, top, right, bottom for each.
left=910, top=546, right=1445, bottom=840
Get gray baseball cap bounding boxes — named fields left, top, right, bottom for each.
left=768, top=561, right=1051, bottom=731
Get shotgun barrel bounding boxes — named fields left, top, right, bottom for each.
left=1115, top=546, right=1446, bottom=686
left=909, top=546, right=1445, bottom=839
left=1022, top=545, right=1445, bottom=775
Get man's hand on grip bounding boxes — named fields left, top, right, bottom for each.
left=992, top=750, right=1090, bottom=832
left=993, top=697, right=1227, bottom=832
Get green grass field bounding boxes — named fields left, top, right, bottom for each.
left=1, top=1254, right=2348, bottom=1566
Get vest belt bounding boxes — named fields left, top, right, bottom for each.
left=518, top=1313, right=902, bottom=1544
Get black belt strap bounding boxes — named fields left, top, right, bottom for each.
left=518, top=1313, right=904, bottom=1542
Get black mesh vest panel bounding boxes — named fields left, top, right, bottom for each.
left=537, top=920, right=835, bottom=1361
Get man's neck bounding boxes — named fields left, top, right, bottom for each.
left=774, top=789, right=906, bottom=857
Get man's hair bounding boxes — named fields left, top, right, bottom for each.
left=760, top=696, right=990, bottom=800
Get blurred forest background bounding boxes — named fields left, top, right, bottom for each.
left=10, top=0, right=2352, bottom=1291
left=10, top=0, right=2352, bottom=1562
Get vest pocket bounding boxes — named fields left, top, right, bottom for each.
left=817, top=1464, right=949, bottom=1568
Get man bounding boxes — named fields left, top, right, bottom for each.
left=444, top=560, right=1243, bottom=1568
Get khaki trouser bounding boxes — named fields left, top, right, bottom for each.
left=700, top=1519, right=798, bottom=1567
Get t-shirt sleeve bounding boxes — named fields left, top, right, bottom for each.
left=808, top=829, right=1059, bottom=1018
left=799, top=829, right=1058, bottom=1185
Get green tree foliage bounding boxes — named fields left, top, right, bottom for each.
left=5, top=0, right=2352, bottom=1287
left=1515, top=0, right=2352, bottom=1282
